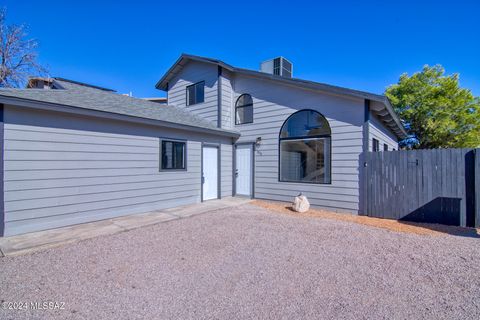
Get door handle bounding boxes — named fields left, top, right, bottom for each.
left=235, top=169, right=239, bottom=177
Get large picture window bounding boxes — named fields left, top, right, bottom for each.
left=186, top=81, right=205, bottom=106
left=279, top=110, right=331, bottom=184
left=235, top=94, right=253, bottom=125
left=161, top=140, right=186, bottom=170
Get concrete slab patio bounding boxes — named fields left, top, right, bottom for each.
left=0, top=197, right=251, bottom=257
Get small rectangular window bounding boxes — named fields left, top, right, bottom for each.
left=372, top=138, right=379, bottom=152
left=186, top=81, right=205, bottom=106
left=384, top=144, right=388, bottom=151
left=161, top=140, right=186, bottom=170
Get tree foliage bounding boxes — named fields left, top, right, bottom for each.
left=0, top=8, right=46, bottom=88
left=386, top=65, right=480, bottom=149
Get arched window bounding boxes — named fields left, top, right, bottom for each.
left=235, top=94, right=253, bottom=125
left=279, top=110, right=331, bottom=184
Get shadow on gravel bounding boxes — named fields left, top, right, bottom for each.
left=288, top=203, right=480, bottom=239
left=398, top=221, right=480, bottom=239
left=251, top=200, right=480, bottom=237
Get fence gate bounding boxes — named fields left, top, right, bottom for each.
left=363, top=148, right=478, bottom=227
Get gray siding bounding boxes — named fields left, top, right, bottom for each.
left=3, top=105, right=231, bottom=236
left=221, top=143, right=233, bottom=197
left=369, top=108, right=398, bottom=151
left=220, top=69, right=234, bottom=129
left=167, top=61, right=219, bottom=125
left=233, top=75, right=364, bottom=213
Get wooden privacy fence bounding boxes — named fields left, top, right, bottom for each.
left=362, top=148, right=479, bottom=227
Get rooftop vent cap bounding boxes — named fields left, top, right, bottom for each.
left=260, top=57, right=293, bottom=78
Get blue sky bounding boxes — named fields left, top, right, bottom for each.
left=4, top=0, right=480, bottom=98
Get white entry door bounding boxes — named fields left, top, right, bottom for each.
left=202, top=146, right=218, bottom=201
left=236, top=144, right=252, bottom=196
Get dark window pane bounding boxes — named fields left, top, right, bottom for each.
left=280, top=138, right=330, bottom=183
left=161, top=141, right=185, bottom=170
left=195, top=82, right=204, bottom=103
left=236, top=106, right=253, bottom=124
left=384, top=144, right=388, bottom=151
left=186, top=82, right=204, bottom=105
left=174, top=142, right=185, bottom=168
left=372, top=138, right=379, bottom=152
left=187, top=86, right=195, bottom=106
left=280, top=110, right=330, bottom=138
left=236, top=94, right=253, bottom=107
left=162, top=141, right=171, bottom=169
left=235, top=94, right=254, bottom=124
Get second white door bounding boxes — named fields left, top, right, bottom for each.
left=202, top=146, right=218, bottom=201
left=236, top=144, right=252, bottom=196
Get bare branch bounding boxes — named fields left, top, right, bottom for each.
left=0, top=7, right=47, bottom=87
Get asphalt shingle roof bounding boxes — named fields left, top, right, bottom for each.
left=0, top=79, right=239, bottom=137
left=155, top=54, right=407, bottom=139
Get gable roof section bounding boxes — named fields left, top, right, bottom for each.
left=0, top=78, right=239, bottom=138
left=155, top=54, right=235, bottom=91
left=156, top=54, right=407, bottom=139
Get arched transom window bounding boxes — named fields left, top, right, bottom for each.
left=279, top=110, right=331, bottom=184
left=235, top=94, right=253, bottom=125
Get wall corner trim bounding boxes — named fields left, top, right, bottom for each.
left=360, top=99, right=370, bottom=216
left=363, top=99, right=370, bottom=153
left=217, top=66, right=223, bottom=128
left=0, top=103, right=4, bottom=236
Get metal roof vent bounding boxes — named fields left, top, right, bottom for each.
left=260, top=57, right=293, bottom=78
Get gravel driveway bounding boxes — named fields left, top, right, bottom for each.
left=1, top=203, right=479, bottom=319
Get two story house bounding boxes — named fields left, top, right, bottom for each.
left=0, top=54, right=406, bottom=236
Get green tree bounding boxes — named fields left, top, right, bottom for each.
left=385, top=65, right=480, bottom=149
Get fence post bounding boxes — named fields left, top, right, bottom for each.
left=475, top=149, right=480, bottom=227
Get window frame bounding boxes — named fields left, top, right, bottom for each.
left=235, top=94, right=254, bottom=125
left=186, top=81, right=205, bottom=106
left=278, top=109, right=332, bottom=185
left=159, top=139, right=187, bottom=171
left=372, top=138, right=380, bottom=152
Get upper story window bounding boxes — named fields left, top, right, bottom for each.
left=186, top=81, right=205, bottom=106
left=279, top=110, right=331, bottom=184
left=384, top=143, right=388, bottom=151
left=235, top=94, right=253, bottom=125
left=161, top=140, right=186, bottom=170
